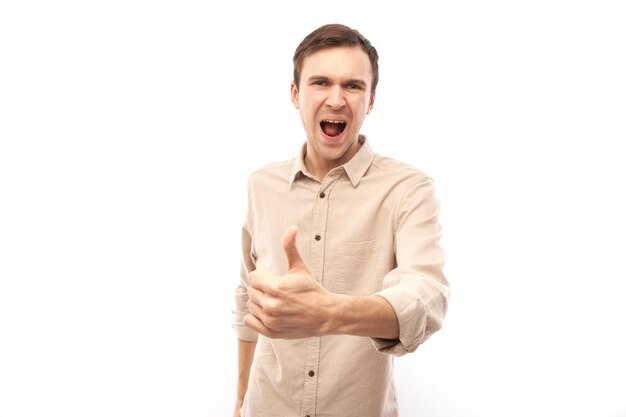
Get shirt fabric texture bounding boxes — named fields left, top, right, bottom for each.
left=232, top=136, right=449, bottom=417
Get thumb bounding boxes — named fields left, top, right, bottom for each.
left=282, top=225, right=306, bottom=272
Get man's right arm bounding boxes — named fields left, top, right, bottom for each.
left=233, top=338, right=256, bottom=417
left=233, top=180, right=258, bottom=416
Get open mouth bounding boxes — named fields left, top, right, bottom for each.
left=320, top=120, right=347, bottom=138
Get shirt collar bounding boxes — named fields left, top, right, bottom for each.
left=289, top=135, right=375, bottom=187
left=342, top=135, right=375, bottom=187
left=289, top=142, right=311, bottom=186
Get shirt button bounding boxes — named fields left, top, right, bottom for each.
left=319, top=191, right=325, bottom=198
left=308, top=370, right=315, bottom=377
left=314, top=235, right=321, bottom=241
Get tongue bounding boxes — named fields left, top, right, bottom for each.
left=322, top=122, right=343, bottom=137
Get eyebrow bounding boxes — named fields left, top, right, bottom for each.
left=344, top=79, right=367, bottom=88
left=307, top=76, right=368, bottom=88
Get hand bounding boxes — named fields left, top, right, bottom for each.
left=244, top=225, right=337, bottom=339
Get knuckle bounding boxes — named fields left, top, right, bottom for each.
left=274, top=279, right=289, bottom=292
left=264, top=316, right=279, bottom=330
left=264, top=300, right=281, bottom=315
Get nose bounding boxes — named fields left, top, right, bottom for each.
left=325, top=85, right=346, bottom=109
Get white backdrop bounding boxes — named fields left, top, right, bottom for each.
left=1, top=1, right=625, bottom=416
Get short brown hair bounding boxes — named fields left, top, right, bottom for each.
left=293, top=23, right=379, bottom=93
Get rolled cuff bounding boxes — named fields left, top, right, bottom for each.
left=232, top=310, right=259, bottom=342
left=370, top=284, right=431, bottom=356
left=232, top=283, right=259, bottom=342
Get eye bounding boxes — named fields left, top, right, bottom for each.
left=346, top=83, right=362, bottom=90
left=313, top=80, right=327, bottom=86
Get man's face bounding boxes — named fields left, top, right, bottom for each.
left=291, top=46, right=375, bottom=171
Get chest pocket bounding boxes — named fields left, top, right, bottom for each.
left=333, top=238, right=385, bottom=295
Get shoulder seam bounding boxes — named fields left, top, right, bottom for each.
left=392, top=176, right=434, bottom=242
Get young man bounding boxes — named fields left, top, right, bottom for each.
left=232, top=24, right=449, bottom=417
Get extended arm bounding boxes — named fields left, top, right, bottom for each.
left=244, top=226, right=400, bottom=340
left=245, top=178, right=448, bottom=351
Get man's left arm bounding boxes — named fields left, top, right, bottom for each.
left=244, top=178, right=448, bottom=347
left=244, top=226, right=399, bottom=340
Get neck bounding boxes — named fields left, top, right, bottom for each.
left=304, top=155, right=336, bottom=180
left=304, top=139, right=362, bottom=180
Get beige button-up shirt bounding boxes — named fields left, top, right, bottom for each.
left=233, top=137, right=449, bottom=417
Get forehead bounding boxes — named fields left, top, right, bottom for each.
left=301, top=46, right=372, bottom=82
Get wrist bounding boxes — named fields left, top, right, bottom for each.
left=326, top=293, right=353, bottom=335
left=314, top=292, right=345, bottom=335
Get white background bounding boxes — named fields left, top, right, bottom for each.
left=1, top=1, right=625, bottom=416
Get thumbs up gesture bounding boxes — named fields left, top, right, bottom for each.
left=282, top=225, right=309, bottom=274
left=244, top=226, right=337, bottom=339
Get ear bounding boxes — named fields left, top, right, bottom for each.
left=290, top=81, right=299, bottom=109
left=366, top=90, right=376, bottom=114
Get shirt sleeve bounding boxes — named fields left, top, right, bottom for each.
left=231, top=179, right=259, bottom=342
left=372, top=177, right=450, bottom=356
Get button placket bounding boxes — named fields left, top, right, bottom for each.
left=300, top=176, right=339, bottom=417
left=311, top=176, right=341, bottom=253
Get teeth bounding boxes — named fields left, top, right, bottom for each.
left=322, top=120, right=345, bottom=124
